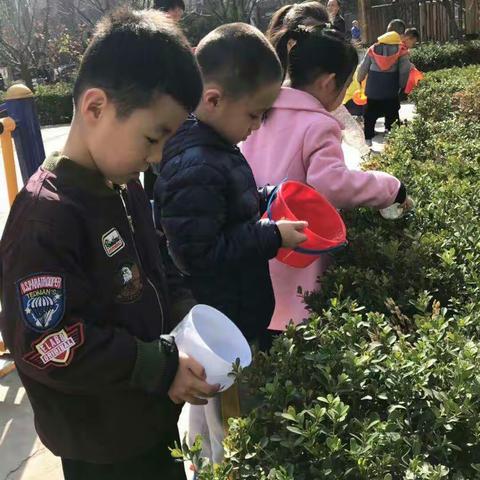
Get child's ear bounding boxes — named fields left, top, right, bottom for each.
left=203, top=87, right=222, bottom=112
left=80, top=88, right=109, bottom=125
left=316, top=73, right=337, bottom=95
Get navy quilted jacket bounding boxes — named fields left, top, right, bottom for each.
left=154, top=118, right=281, bottom=341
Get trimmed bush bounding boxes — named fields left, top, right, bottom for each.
left=411, top=65, right=480, bottom=122
left=307, top=118, right=480, bottom=317
left=0, top=83, right=73, bottom=126
left=183, top=66, right=480, bottom=479
left=34, top=83, right=73, bottom=125
left=223, top=298, right=480, bottom=479
left=453, top=81, right=480, bottom=122
left=411, top=41, right=480, bottom=72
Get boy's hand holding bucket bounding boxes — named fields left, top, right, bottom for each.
left=168, top=352, right=220, bottom=405
left=276, top=220, right=309, bottom=249
left=263, top=181, right=347, bottom=268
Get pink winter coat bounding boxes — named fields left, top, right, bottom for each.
left=241, top=87, right=401, bottom=331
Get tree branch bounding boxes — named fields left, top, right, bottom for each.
left=204, top=0, right=226, bottom=22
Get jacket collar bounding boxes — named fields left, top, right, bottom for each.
left=162, top=116, right=238, bottom=164
left=42, top=152, right=117, bottom=197
left=270, top=87, right=342, bottom=125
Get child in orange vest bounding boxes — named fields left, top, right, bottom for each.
left=358, top=19, right=411, bottom=144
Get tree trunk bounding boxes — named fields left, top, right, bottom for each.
left=357, top=0, right=368, bottom=44
left=442, top=0, right=461, bottom=38
left=465, top=0, right=479, bottom=35
left=20, top=62, right=34, bottom=91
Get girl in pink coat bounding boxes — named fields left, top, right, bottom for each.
left=241, top=24, right=408, bottom=331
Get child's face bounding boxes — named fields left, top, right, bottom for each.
left=327, top=0, right=340, bottom=17
left=210, top=81, right=281, bottom=144
left=404, top=37, right=418, bottom=49
left=84, top=91, right=187, bottom=184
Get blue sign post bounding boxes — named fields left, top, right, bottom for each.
left=5, top=84, right=45, bottom=182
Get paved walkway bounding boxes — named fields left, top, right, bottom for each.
left=0, top=373, right=62, bottom=480
left=0, top=103, right=416, bottom=480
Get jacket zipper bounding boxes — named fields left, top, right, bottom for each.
left=118, top=186, right=165, bottom=333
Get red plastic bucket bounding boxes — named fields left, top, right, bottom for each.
left=263, top=181, right=347, bottom=268
left=353, top=89, right=368, bottom=106
left=405, top=67, right=424, bottom=94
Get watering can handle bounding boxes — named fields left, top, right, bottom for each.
left=265, top=181, right=348, bottom=256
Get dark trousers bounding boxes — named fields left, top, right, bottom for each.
left=62, top=440, right=184, bottom=480
left=364, top=97, right=401, bottom=140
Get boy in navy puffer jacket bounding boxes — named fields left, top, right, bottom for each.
left=154, top=23, right=308, bottom=469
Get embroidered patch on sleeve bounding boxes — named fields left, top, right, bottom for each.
left=23, top=323, right=84, bottom=369
left=17, top=274, right=66, bottom=332
left=102, top=228, right=125, bottom=257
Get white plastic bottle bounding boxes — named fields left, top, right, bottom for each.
left=332, top=104, right=371, bottom=158
left=380, top=196, right=415, bottom=219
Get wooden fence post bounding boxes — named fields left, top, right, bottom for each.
left=358, top=0, right=369, bottom=44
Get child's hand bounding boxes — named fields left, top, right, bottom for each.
left=402, top=196, right=415, bottom=211
left=168, top=352, right=220, bottom=406
left=276, top=220, right=308, bottom=249
left=380, top=196, right=415, bottom=220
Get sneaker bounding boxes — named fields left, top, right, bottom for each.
left=365, top=138, right=373, bottom=147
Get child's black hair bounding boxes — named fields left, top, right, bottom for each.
left=266, top=2, right=329, bottom=40
left=73, top=8, right=201, bottom=117
left=404, top=27, right=420, bottom=39
left=154, top=0, right=185, bottom=11
left=195, top=23, right=282, bottom=99
left=272, top=24, right=358, bottom=90
left=387, top=19, right=406, bottom=34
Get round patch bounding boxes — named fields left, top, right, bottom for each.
left=114, top=262, right=143, bottom=303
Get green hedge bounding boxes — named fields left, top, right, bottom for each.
left=34, top=83, right=73, bottom=126
left=0, top=83, right=73, bottom=126
left=183, top=66, right=480, bottom=479
left=410, top=65, right=480, bottom=122
left=307, top=120, right=480, bottom=317
left=411, top=41, right=480, bottom=72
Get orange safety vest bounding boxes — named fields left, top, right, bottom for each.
left=367, top=43, right=409, bottom=71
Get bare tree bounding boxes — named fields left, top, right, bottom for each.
left=0, top=0, right=53, bottom=88
left=182, top=0, right=286, bottom=44
left=201, top=0, right=262, bottom=23
left=71, top=0, right=155, bottom=26
left=440, top=0, right=461, bottom=38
